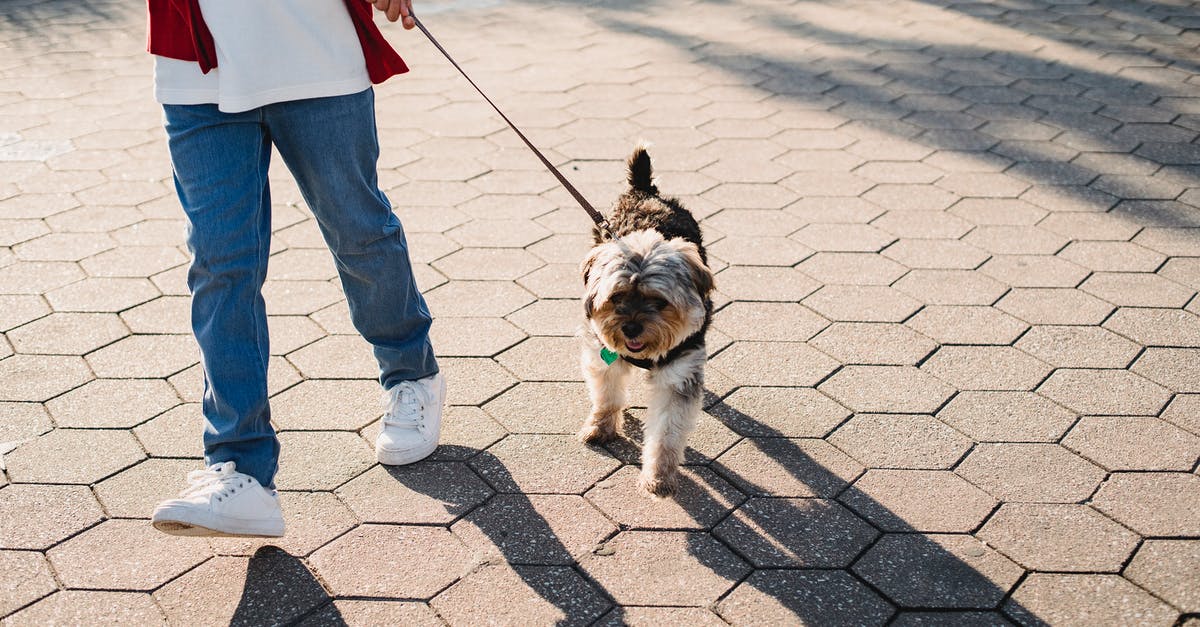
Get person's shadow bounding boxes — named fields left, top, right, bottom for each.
left=230, top=546, right=343, bottom=626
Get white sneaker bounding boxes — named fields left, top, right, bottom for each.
left=376, top=372, right=445, bottom=465
left=151, top=461, right=285, bottom=538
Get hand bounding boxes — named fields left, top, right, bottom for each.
left=366, top=0, right=415, bottom=29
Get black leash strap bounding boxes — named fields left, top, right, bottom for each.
left=412, top=15, right=614, bottom=238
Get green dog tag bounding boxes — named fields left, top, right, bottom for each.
left=600, top=347, right=619, bottom=365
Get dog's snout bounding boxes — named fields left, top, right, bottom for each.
left=621, top=322, right=643, bottom=338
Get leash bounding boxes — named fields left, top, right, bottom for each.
left=411, top=14, right=616, bottom=239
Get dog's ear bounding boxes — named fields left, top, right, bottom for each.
left=581, top=245, right=604, bottom=286
left=670, top=239, right=714, bottom=298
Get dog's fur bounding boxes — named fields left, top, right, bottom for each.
left=578, top=147, right=714, bottom=498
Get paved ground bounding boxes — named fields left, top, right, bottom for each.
left=2, top=0, right=1199, bottom=624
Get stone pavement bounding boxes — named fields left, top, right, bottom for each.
left=2, top=0, right=1200, bottom=624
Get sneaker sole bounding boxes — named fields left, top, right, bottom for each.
left=151, top=506, right=285, bottom=538
left=377, top=440, right=438, bottom=466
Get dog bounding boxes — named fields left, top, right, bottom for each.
left=578, top=146, right=715, bottom=498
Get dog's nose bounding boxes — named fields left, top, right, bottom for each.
left=621, top=322, right=643, bottom=338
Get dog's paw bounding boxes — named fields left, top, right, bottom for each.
left=637, top=469, right=679, bottom=499
left=577, top=423, right=616, bottom=445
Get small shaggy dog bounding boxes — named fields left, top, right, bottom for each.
left=578, top=146, right=714, bottom=498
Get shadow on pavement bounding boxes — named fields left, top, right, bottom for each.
left=232, top=546, right=342, bottom=626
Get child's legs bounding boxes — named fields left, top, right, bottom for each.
left=164, top=103, right=279, bottom=487
left=264, top=88, right=437, bottom=389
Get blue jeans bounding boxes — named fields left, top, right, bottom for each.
left=164, top=88, right=438, bottom=488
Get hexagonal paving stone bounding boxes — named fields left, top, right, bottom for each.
left=1132, top=347, right=1200, bottom=392
left=1162, top=394, right=1200, bottom=436
left=285, top=335, right=377, bottom=379
left=495, top=337, right=581, bottom=382
left=430, top=317, right=526, bottom=357
left=1015, top=325, right=1140, bottom=369
left=1059, top=241, right=1165, bottom=275
left=906, top=305, right=1029, bottom=345
left=47, top=519, right=210, bottom=590
left=710, top=266, right=819, bottom=302
left=0, top=354, right=92, bottom=402
left=155, top=549, right=329, bottom=625
left=1004, top=574, right=1176, bottom=627
left=1038, top=369, right=1171, bottom=415
left=707, top=236, right=812, bottom=266
left=978, top=503, right=1138, bottom=573
left=790, top=223, right=895, bottom=252
left=47, top=276, right=161, bottom=313
left=0, top=261, right=85, bottom=295
left=1104, top=307, right=1200, bottom=347
left=437, top=357, right=518, bottom=405
left=797, top=251, right=909, bottom=286
left=302, top=600, right=441, bottom=626
left=274, top=431, right=374, bottom=490
left=714, top=438, right=862, bottom=498
left=598, top=606, right=726, bottom=626
left=433, top=248, right=544, bottom=281
left=517, top=264, right=581, bottom=299
left=803, top=285, right=922, bottom=322
left=482, top=381, right=589, bottom=435
left=431, top=562, right=609, bottom=627
left=1081, top=272, right=1195, bottom=308
left=1124, top=540, right=1200, bottom=613
left=452, top=493, right=615, bottom=565
left=94, top=458, right=200, bottom=519
left=706, top=386, right=849, bottom=438
left=270, top=379, right=380, bottom=431
left=423, top=280, right=535, bottom=318
left=709, top=341, right=839, bottom=387
left=1090, top=472, right=1200, bottom=536
left=85, top=334, right=198, bottom=378
left=840, top=469, right=996, bottom=533
left=922, top=346, right=1052, bottom=391
left=938, top=391, right=1076, bottom=442
left=962, top=225, right=1065, bottom=255
left=45, top=378, right=179, bottom=428
left=504, top=299, right=580, bottom=337
left=132, top=403, right=203, bottom=458
left=0, top=294, right=50, bottom=332
left=335, top=462, right=492, bottom=525
left=584, top=466, right=743, bottom=531
left=6, top=312, right=128, bottom=355
left=0, top=550, right=57, bottom=617
left=882, top=239, right=989, bottom=270
left=713, top=302, right=829, bottom=342
left=0, top=484, right=104, bottom=550
left=894, top=269, right=1008, bottom=306
left=5, top=428, right=144, bottom=484
left=819, top=366, right=955, bottom=414
left=829, top=414, right=972, bottom=470
left=4, top=591, right=167, bottom=626
left=718, top=570, right=894, bottom=626
left=208, top=491, right=358, bottom=558
left=1063, top=416, right=1200, bottom=471
left=996, top=288, right=1114, bottom=325
left=955, top=444, right=1105, bottom=503
left=853, top=534, right=1022, bottom=609
left=579, top=530, right=750, bottom=606
left=979, top=254, right=1087, bottom=288
left=810, top=322, right=936, bottom=366
left=469, top=434, right=619, bottom=494
left=714, top=497, right=876, bottom=568
left=309, top=524, right=476, bottom=598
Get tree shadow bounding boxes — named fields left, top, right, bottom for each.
left=0, top=0, right=134, bottom=35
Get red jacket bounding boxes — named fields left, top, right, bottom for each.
left=146, top=0, right=409, bottom=83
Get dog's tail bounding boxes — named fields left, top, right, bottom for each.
left=627, top=144, right=657, bottom=193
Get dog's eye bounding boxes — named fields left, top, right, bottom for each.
left=651, top=299, right=668, bottom=311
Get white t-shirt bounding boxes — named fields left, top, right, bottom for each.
left=154, top=0, right=371, bottom=113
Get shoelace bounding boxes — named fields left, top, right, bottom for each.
left=382, top=382, right=428, bottom=435
left=180, top=461, right=249, bottom=503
